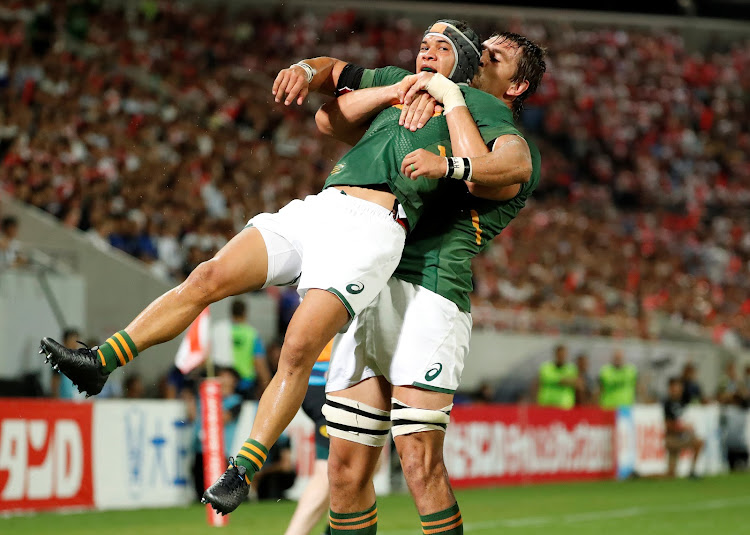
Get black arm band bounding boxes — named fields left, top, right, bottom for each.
left=336, top=63, right=365, bottom=95
left=462, top=157, right=472, bottom=181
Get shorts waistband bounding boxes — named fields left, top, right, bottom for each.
left=332, top=188, right=409, bottom=233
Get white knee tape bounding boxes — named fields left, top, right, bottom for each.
left=390, top=398, right=453, bottom=437
left=322, top=395, right=392, bottom=447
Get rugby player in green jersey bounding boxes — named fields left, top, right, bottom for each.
left=275, top=29, right=546, bottom=534
left=38, top=19, right=494, bottom=516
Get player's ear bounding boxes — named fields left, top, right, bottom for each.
left=507, top=79, right=529, bottom=98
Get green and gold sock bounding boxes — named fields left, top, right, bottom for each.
left=96, top=330, right=139, bottom=373
left=420, top=503, right=463, bottom=534
left=235, top=438, right=269, bottom=480
left=330, top=503, right=377, bottom=534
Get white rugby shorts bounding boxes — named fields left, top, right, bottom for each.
left=247, top=188, right=406, bottom=317
left=327, top=277, right=472, bottom=394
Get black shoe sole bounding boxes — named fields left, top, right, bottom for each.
left=39, top=338, right=105, bottom=397
left=201, top=494, right=234, bottom=516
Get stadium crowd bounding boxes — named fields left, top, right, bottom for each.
left=1, top=2, right=749, bottom=346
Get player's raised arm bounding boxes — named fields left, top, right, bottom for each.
left=272, top=57, right=349, bottom=105
left=316, top=75, right=440, bottom=146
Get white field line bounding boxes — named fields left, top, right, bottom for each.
left=379, top=495, right=750, bottom=534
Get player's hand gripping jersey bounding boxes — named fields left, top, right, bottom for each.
left=327, top=64, right=541, bottom=311
left=324, top=65, right=518, bottom=228
left=396, top=139, right=541, bottom=312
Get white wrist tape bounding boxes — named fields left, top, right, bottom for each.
left=424, top=73, right=466, bottom=114
left=291, top=61, right=316, bottom=84
left=444, top=157, right=473, bottom=181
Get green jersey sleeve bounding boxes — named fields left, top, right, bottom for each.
left=463, top=87, right=522, bottom=141
left=463, top=87, right=541, bottom=197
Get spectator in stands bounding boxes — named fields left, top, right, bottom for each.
left=277, top=286, right=301, bottom=337
left=745, top=365, right=750, bottom=395
left=124, top=374, right=145, bottom=398
left=663, top=376, right=704, bottom=478
left=229, top=299, right=272, bottom=400
left=536, top=344, right=578, bottom=409
left=264, top=338, right=283, bottom=377
left=598, top=349, right=638, bottom=409
left=162, top=365, right=200, bottom=399
left=471, top=381, right=496, bottom=404
left=716, top=361, right=749, bottom=407
left=0, top=3, right=748, bottom=347
left=680, top=362, right=706, bottom=405
left=575, top=352, right=595, bottom=406
left=0, top=215, right=26, bottom=268
left=253, top=431, right=296, bottom=502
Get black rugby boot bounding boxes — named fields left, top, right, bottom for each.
left=39, top=337, right=109, bottom=396
left=201, top=459, right=250, bottom=515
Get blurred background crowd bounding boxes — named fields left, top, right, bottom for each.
left=0, top=2, right=748, bottom=499
left=0, top=3, right=748, bottom=344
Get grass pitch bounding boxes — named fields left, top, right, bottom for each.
left=4, top=473, right=749, bottom=534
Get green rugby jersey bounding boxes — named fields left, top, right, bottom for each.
left=394, top=137, right=541, bottom=312
left=324, top=66, right=513, bottom=226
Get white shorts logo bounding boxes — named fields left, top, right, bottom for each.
left=425, top=363, right=443, bottom=382
left=346, top=282, right=365, bottom=295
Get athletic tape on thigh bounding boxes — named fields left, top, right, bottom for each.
left=390, top=398, right=453, bottom=437
left=322, top=395, right=392, bottom=447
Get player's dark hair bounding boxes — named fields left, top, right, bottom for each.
left=231, top=299, right=246, bottom=318
left=125, top=374, right=141, bottom=390
left=216, top=366, right=241, bottom=382
left=62, top=328, right=80, bottom=341
left=488, top=32, right=546, bottom=119
left=1, top=216, right=18, bottom=232
left=447, top=19, right=472, bottom=35
left=668, top=376, right=682, bottom=387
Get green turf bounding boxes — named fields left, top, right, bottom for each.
left=4, top=473, right=749, bottom=534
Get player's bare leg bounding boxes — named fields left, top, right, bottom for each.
left=125, top=227, right=270, bottom=350
left=284, top=459, right=330, bottom=535
left=328, top=438, right=382, bottom=523
left=392, top=385, right=464, bottom=534
left=689, top=438, right=704, bottom=477
left=203, top=290, right=351, bottom=514
left=327, top=377, right=390, bottom=533
left=39, top=228, right=270, bottom=396
left=249, top=290, right=351, bottom=446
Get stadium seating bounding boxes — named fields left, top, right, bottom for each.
left=1, top=2, right=748, bottom=346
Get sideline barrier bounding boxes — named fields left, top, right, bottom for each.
left=0, top=398, right=388, bottom=514
left=616, top=404, right=724, bottom=478
left=0, top=399, right=192, bottom=514
left=91, top=400, right=193, bottom=511
left=1, top=399, right=735, bottom=514
left=0, top=400, right=94, bottom=513
left=445, top=405, right=617, bottom=487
